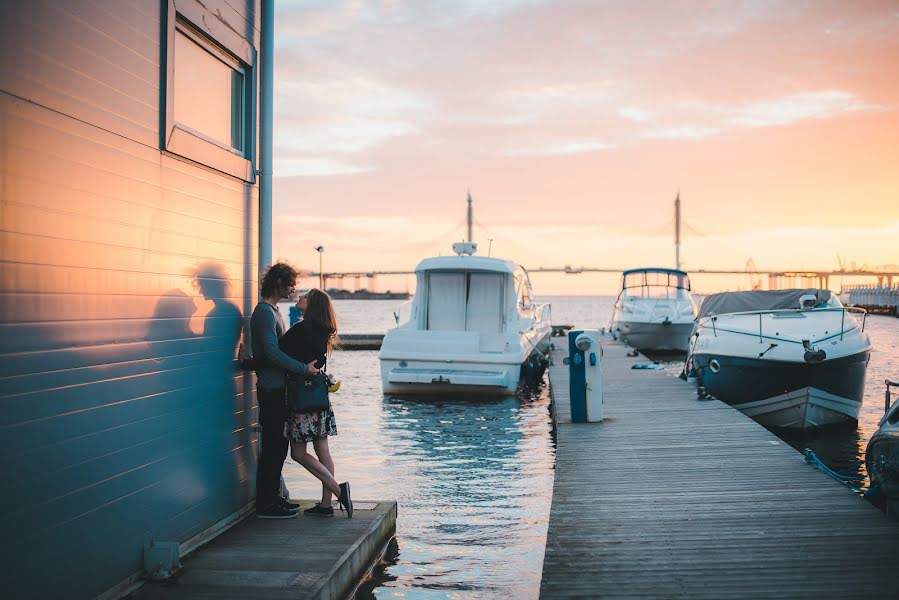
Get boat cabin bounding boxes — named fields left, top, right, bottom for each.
left=410, top=256, right=535, bottom=334
left=621, top=268, right=692, bottom=300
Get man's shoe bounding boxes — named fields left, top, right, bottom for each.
left=338, top=482, right=353, bottom=519
left=256, top=502, right=298, bottom=519
left=304, top=503, right=334, bottom=517
left=280, top=497, right=301, bottom=511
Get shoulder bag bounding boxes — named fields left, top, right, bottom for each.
left=286, top=373, right=330, bottom=413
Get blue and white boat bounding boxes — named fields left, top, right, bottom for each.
left=379, top=243, right=552, bottom=395
left=610, top=268, right=697, bottom=352
left=686, top=289, right=871, bottom=429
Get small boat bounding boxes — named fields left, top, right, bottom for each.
left=866, top=379, right=899, bottom=518
left=379, top=242, right=552, bottom=395
left=686, top=289, right=871, bottom=429
left=610, top=268, right=697, bottom=352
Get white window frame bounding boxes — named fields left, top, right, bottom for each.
left=161, top=0, right=257, bottom=181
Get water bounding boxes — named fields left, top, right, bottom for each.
left=278, top=300, right=555, bottom=599
left=276, top=296, right=899, bottom=598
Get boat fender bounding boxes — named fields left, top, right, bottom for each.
left=709, top=359, right=720, bottom=373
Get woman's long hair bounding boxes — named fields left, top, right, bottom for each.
left=304, top=288, right=339, bottom=353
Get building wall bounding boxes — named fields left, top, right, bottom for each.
left=0, top=1, right=262, bottom=597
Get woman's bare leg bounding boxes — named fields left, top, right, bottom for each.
left=312, top=437, right=335, bottom=505
left=291, top=441, right=340, bottom=497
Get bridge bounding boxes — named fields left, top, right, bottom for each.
left=307, top=267, right=899, bottom=293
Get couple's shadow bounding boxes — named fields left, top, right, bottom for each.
left=146, top=262, right=245, bottom=512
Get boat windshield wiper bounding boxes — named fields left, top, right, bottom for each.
left=758, top=343, right=778, bottom=358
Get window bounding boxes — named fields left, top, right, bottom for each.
left=162, top=2, right=256, bottom=181
left=173, top=26, right=245, bottom=152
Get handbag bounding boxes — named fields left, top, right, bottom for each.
left=286, top=373, right=330, bottom=414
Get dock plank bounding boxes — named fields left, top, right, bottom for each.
left=133, top=500, right=396, bottom=600
left=541, top=339, right=899, bottom=599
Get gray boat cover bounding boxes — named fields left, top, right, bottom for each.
left=698, top=289, right=832, bottom=318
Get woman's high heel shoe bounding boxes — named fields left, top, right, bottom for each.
left=338, top=482, right=353, bottom=518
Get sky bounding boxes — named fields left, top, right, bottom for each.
left=271, top=0, right=899, bottom=294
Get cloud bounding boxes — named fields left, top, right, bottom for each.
left=273, top=157, right=373, bottom=177
left=619, top=107, right=651, bottom=122
left=729, top=91, right=876, bottom=128
left=643, top=125, right=721, bottom=140
left=505, top=139, right=615, bottom=156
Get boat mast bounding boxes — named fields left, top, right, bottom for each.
left=674, top=191, right=681, bottom=270
left=467, top=191, right=473, bottom=243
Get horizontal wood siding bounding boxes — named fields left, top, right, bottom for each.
left=0, top=1, right=262, bottom=598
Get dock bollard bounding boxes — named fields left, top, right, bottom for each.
left=566, top=329, right=604, bottom=422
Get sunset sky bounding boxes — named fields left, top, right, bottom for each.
left=271, top=1, right=899, bottom=294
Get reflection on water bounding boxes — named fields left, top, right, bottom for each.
left=282, top=349, right=555, bottom=598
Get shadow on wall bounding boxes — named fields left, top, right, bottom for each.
left=142, top=261, right=246, bottom=537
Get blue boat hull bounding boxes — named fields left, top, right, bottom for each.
left=692, top=350, right=870, bottom=422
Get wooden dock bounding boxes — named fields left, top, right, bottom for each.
left=541, top=338, right=899, bottom=599
left=132, top=500, right=396, bottom=600
left=338, top=334, right=385, bottom=350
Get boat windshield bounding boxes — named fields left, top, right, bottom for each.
left=622, top=270, right=691, bottom=299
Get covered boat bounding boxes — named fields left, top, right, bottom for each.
left=379, top=242, right=552, bottom=395
left=686, top=289, right=871, bottom=430
left=610, top=268, right=697, bottom=352
left=866, top=380, right=899, bottom=518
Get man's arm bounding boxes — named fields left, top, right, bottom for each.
left=255, top=309, right=308, bottom=375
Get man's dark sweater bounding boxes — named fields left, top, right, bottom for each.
left=249, top=302, right=307, bottom=388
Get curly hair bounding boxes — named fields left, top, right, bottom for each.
left=260, top=262, right=299, bottom=299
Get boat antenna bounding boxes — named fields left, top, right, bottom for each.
left=674, top=190, right=681, bottom=270
left=467, top=190, right=473, bottom=243
left=488, top=238, right=493, bottom=257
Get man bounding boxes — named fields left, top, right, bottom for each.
left=250, top=263, right=319, bottom=518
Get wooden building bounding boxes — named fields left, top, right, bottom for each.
left=0, top=1, right=269, bottom=597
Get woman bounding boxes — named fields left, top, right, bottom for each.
left=280, top=288, right=353, bottom=518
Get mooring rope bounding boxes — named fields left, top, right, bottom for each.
left=803, top=448, right=867, bottom=495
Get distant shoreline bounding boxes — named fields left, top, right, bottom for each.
left=327, top=290, right=411, bottom=300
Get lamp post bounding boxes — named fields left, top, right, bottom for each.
left=314, top=246, right=324, bottom=289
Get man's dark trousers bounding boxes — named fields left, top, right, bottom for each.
left=256, top=386, right=288, bottom=510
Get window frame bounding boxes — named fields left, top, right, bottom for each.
left=161, top=0, right=257, bottom=182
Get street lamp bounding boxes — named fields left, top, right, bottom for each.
left=314, top=245, right=324, bottom=289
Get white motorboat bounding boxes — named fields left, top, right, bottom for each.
left=379, top=242, right=552, bottom=396
left=686, top=289, right=871, bottom=430
left=610, top=268, right=697, bottom=352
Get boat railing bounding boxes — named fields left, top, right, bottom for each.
left=699, top=306, right=868, bottom=342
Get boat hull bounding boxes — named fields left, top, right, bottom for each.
left=867, top=429, right=899, bottom=503
left=692, top=350, right=870, bottom=429
left=616, top=320, right=693, bottom=352
left=380, top=352, right=546, bottom=396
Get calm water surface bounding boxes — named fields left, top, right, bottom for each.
left=277, top=296, right=898, bottom=598
left=280, top=300, right=555, bottom=599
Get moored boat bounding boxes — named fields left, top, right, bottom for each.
left=866, top=379, right=899, bottom=518
left=686, top=289, right=871, bottom=429
left=379, top=242, right=552, bottom=395
left=610, top=268, right=697, bottom=352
